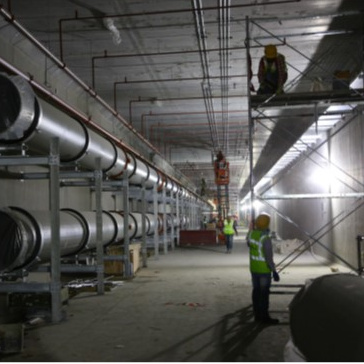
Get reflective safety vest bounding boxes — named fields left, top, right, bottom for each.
left=248, top=229, right=271, bottom=273
left=223, top=220, right=234, bottom=235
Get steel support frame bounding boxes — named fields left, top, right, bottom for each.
left=245, top=16, right=364, bottom=274
left=94, top=157, right=105, bottom=294
left=141, top=180, right=147, bottom=267
left=0, top=140, right=125, bottom=320
left=153, top=184, right=159, bottom=259
left=170, top=191, right=175, bottom=251
left=122, top=172, right=132, bottom=278
left=356, top=235, right=364, bottom=275
left=245, top=16, right=256, bottom=223
left=162, top=188, right=168, bottom=254
left=0, top=138, right=63, bottom=322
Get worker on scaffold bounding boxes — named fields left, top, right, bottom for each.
left=257, top=44, right=288, bottom=95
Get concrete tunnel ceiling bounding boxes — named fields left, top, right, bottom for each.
left=0, top=0, right=363, bottom=211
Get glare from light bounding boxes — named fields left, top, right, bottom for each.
left=310, top=165, right=341, bottom=188
left=240, top=199, right=263, bottom=212
left=208, top=199, right=217, bottom=210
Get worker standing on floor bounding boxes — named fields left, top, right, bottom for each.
left=223, top=215, right=238, bottom=253
left=247, top=212, right=280, bottom=324
left=257, top=44, right=287, bottom=95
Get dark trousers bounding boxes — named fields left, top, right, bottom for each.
left=225, top=234, right=233, bottom=251
left=251, top=272, right=272, bottom=320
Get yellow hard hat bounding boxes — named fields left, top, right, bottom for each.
left=264, top=44, right=277, bottom=59
left=255, top=213, right=270, bottom=230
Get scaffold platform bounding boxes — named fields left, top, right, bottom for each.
left=251, top=89, right=364, bottom=108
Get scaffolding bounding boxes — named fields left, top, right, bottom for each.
left=245, top=15, right=364, bottom=275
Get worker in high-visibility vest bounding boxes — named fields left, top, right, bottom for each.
left=247, top=213, right=280, bottom=324
left=223, top=215, right=238, bottom=253
left=257, top=44, right=287, bottom=95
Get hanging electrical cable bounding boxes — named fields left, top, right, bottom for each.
left=192, top=0, right=221, bottom=153
left=218, top=0, right=230, bottom=155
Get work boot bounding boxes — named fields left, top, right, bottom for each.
left=261, top=317, right=279, bottom=325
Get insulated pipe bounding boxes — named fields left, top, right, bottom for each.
left=113, top=211, right=137, bottom=240
left=128, top=212, right=142, bottom=239
left=0, top=207, right=167, bottom=273
left=0, top=207, right=129, bottom=272
left=0, top=72, right=192, bottom=195
left=62, top=209, right=123, bottom=251
left=156, top=213, right=179, bottom=233
left=180, top=215, right=189, bottom=229
left=0, top=207, right=86, bottom=272
left=128, top=212, right=173, bottom=238
left=125, top=152, right=161, bottom=189
left=145, top=213, right=159, bottom=236
left=0, top=73, right=127, bottom=176
left=171, top=215, right=180, bottom=229
left=165, top=179, right=179, bottom=195
left=0, top=73, right=174, bottom=194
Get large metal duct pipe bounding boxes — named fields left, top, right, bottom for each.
left=0, top=207, right=164, bottom=273
left=125, top=153, right=161, bottom=189
left=62, top=209, right=125, bottom=249
left=126, top=212, right=166, bottom=238
left=180, top=215, right=189, bottom=229
left=0, top=73, right=127, bottom=177
left=145, top=213, right=160, bottom=236
left=0, top=207, right=120, bottom=273
left=0, top=207, right=84, bottom=273
left=0, top=72, right=200, bottom=198
left=0, top=73, right=187, bottom=195
left=171, top=215, right=180, bottom=229
left=0, top=72, right=199, bottom=196
left=289, top=273, right=364, bottom=361
left=165, top=179, right=179, bottom=195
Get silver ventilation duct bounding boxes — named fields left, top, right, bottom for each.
left=0, top=72, right=191, bottom=192
left=0, top=207, right=177, bottom=273
left=0, top=207, right=121, bottom=272
left=0, top=72, right=206, bottom=274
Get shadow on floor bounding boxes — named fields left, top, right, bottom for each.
left=209, top=305, right=268, bottom=362
left=140, top=305, right=274, bottom=362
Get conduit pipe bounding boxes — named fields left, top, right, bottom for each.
left=192, top=0, right=220, bottom=152
left=218, top=0, right=231, bottom=154
left=140, top=110, right=248, bottom=137
left=0, top=207, right=180, bottom=273
left=128, top=93, right=243, bottom=125
left=58, top=0, right=301, bottom=60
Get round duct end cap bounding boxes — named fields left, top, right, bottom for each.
left=0, top=73, right=36, bottom=141
left=0, top=210, right=24, bottom=272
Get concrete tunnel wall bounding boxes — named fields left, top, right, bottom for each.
left=267, top=106, right=364, bottom=269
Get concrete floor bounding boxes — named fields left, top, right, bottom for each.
left=0, top=229, right=352, bottom=362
